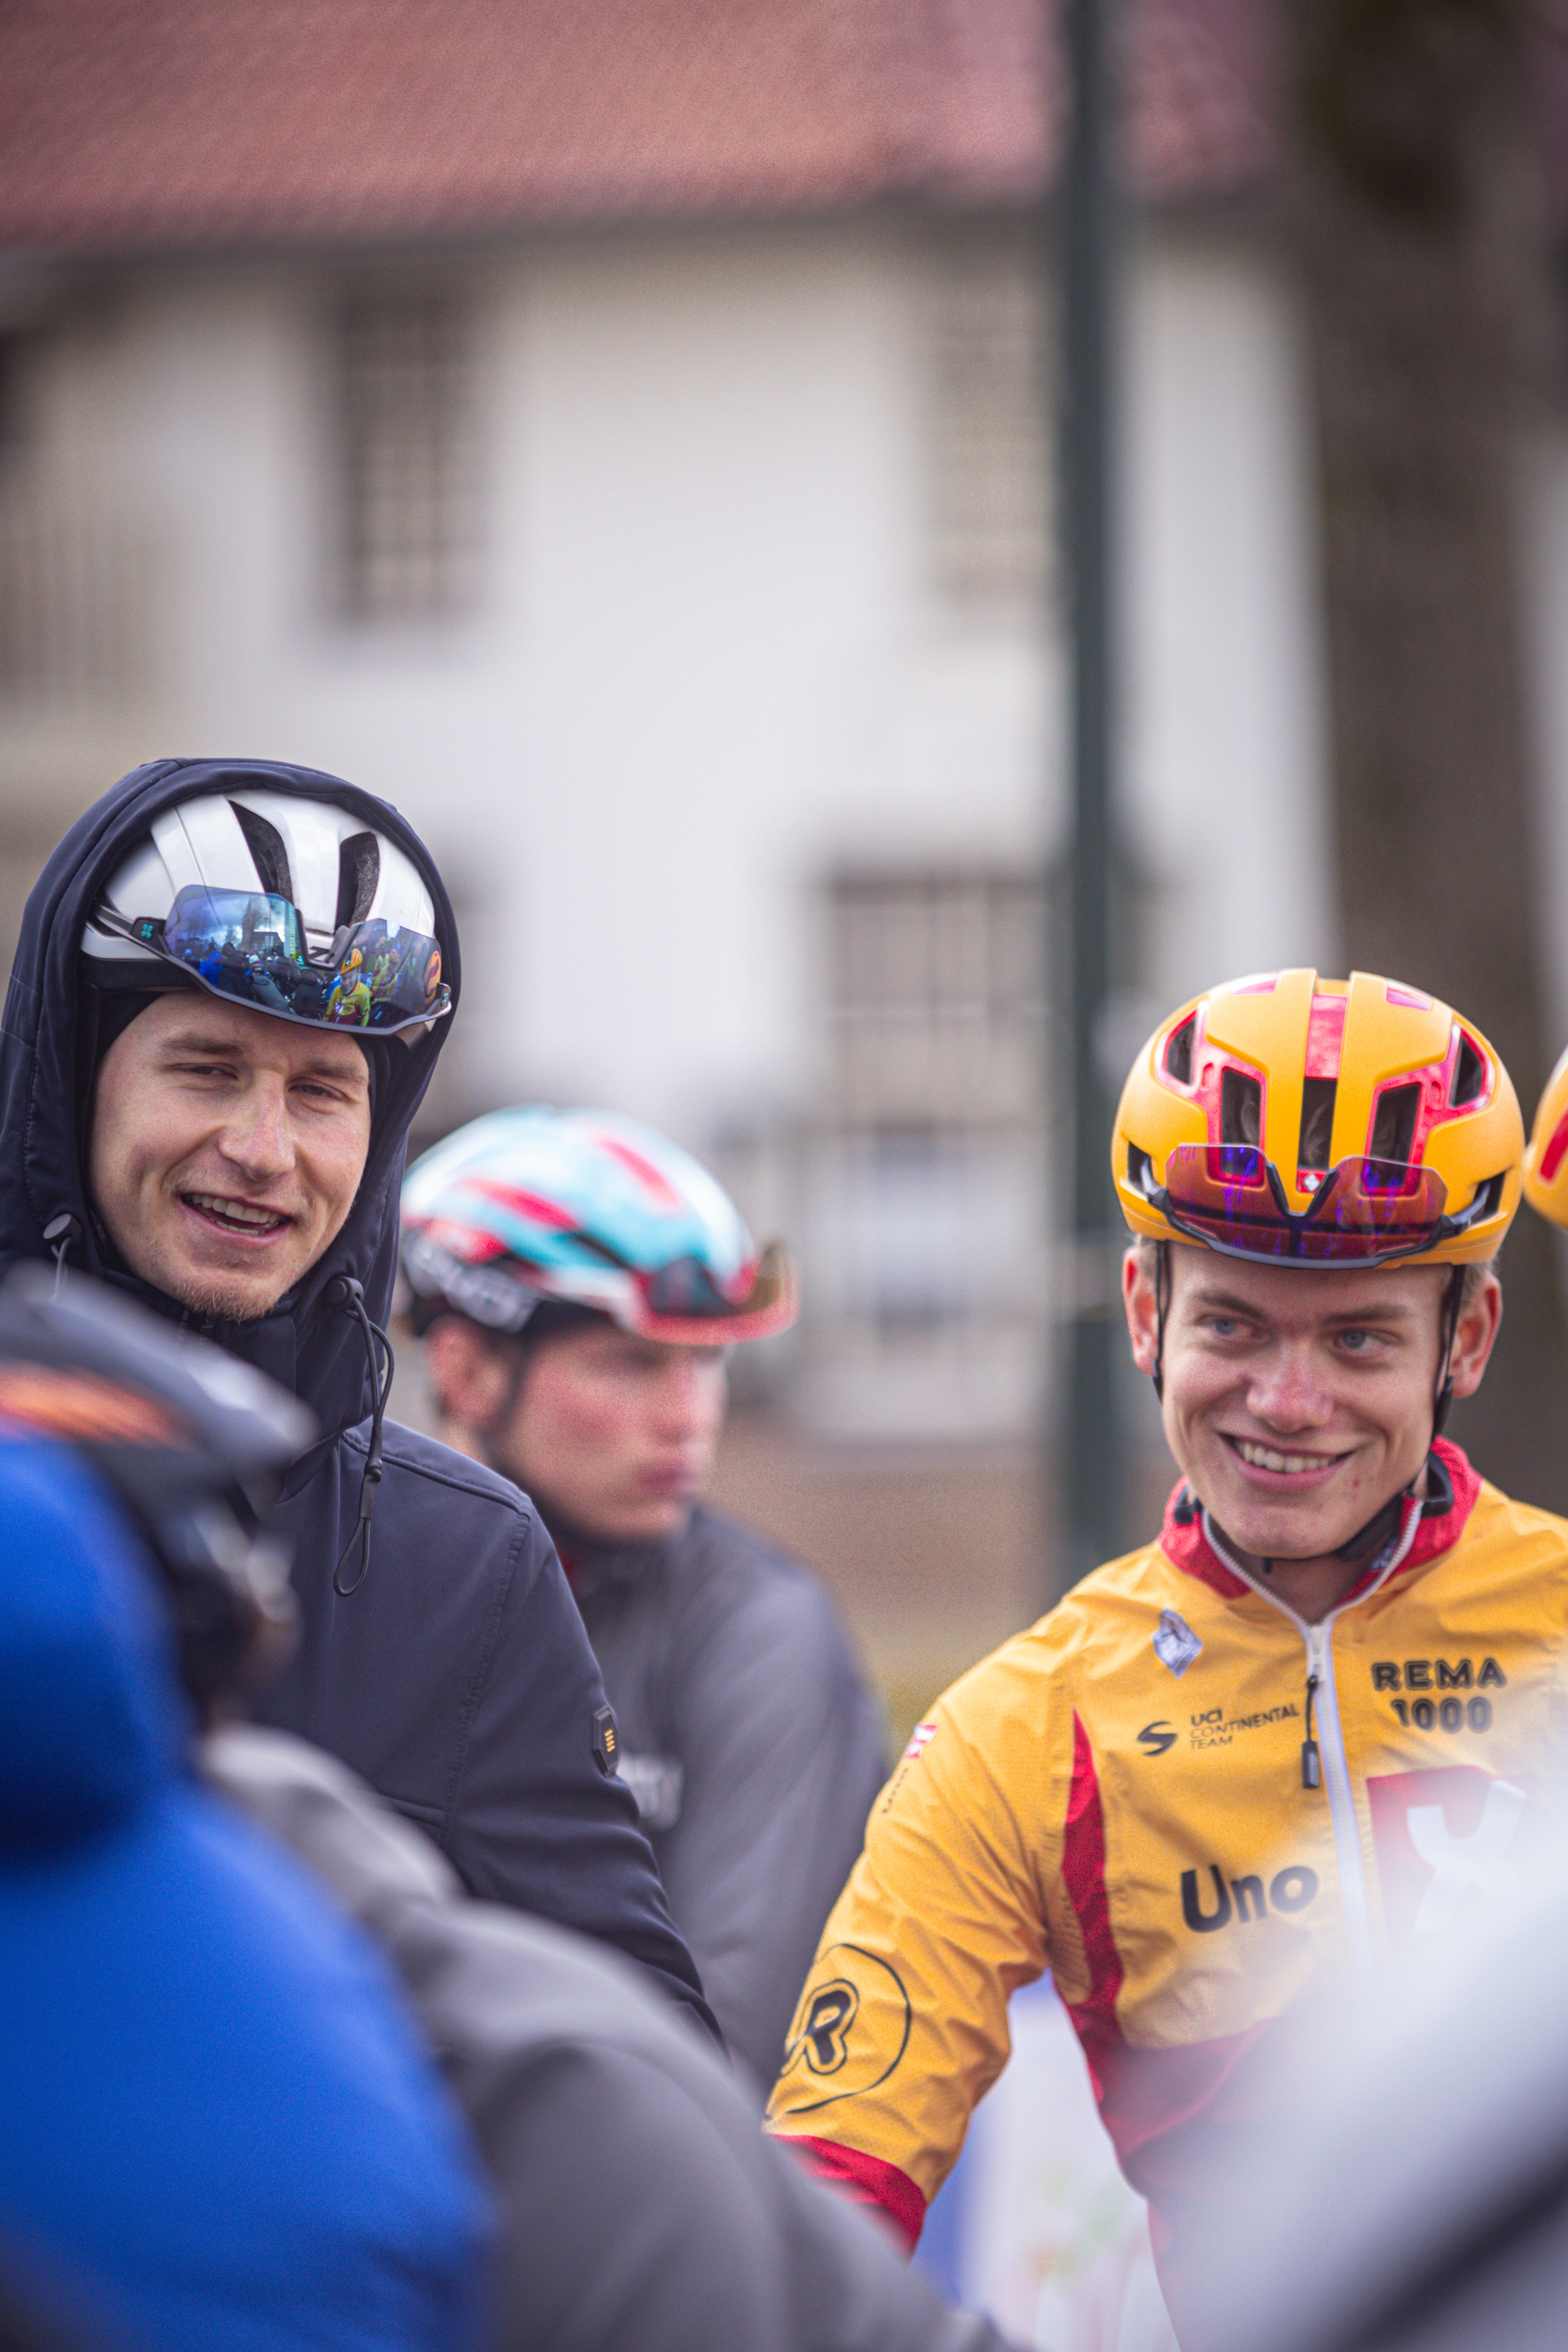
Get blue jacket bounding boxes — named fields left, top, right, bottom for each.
left=0, top=1432, right=492, bottom=2352
left=0, top=757, right=715, bottom=2038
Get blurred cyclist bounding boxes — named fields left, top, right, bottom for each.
left=0, top=1265, right=1004, bottom=2352
left=1522, top=1037, right=1568, bottom=1247
left=0, top=1267, right=490, bottom=2352
left=401, top=1106, right=888, bottom=2092
left=767, top=969, right=1568, bottom=2345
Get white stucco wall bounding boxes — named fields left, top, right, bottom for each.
left=4, top=210, right=1336, bottom=1178
left=1121, top=226, right=1338, bottom=1015
left=101, top=224, right=953, bottom=1139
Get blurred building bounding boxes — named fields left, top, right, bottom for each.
left=0, top=0, right=1450, bottom=1708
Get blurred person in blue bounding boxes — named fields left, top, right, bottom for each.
left=0, top=1266, right=491, bottom=2352
left=0, top=758, right=715, bottom=2040
left=0, top=2274, right=89, bottom=2352
left=400, top=1106, right=888, bottom=2093
left=0, top=1264, right=1009, bottom=2352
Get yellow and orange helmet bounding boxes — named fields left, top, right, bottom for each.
left=1112, top=969, right=1522, bottom=1269
left=1523, top=1044, right=1568, bottom=1230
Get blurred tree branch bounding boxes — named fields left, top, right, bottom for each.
left=1286, top=0, right=1568, bottom=1501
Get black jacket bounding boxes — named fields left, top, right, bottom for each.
left=568, top=1507, right=887, bottom=2093
left=0, top=755, right=715, bottom=2038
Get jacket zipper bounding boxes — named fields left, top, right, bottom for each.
left=1203, top=1499, right=1422, bottom=1978
left=1301, top=1613, right=1373, bottom=1971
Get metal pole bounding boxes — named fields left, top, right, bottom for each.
left=1058, top=0, right=1122, bottom=1592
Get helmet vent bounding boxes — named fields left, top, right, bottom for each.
left=1451, top=1031, right=1486, bottom=1106
left=229, top=802, right=293, bottom=905
left=1370, top=1083, right=1420, bottom=1166
left=567, top=1232, right=630, bottom=1269
left=336, top=832, right=381, bottom=931
left=1220, top=1069, right=1261, bottom=1149
left=1163, top=1014, right=1196, bottom=1087
left=1299, top=1079, right=1337, bottom=1171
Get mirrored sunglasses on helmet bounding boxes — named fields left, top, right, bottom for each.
left=637, top=1240, right=795, bottom=1341
left=92, top=885, right=451, bottom=1035
left=1143, top=1145, right=1491, bottom=1265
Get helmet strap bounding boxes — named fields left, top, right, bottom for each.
left=1431, top=1262, right=1465, bottom=1442
left=1332, top=1274, right=1465, bottom=1565
left=1151, top=1239, right=1171, bottom=1403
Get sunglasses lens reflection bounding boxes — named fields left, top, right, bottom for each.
left=1160, top=1147, right=1449, bottom=1262
left=159, top=887, right=445, bottom=1031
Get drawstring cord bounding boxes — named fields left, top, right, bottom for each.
left=42, top=1212, right=82, bottom=1297
left=42, top=1217, right=393, bottom=1599
left=327, top=1276, right=394, bottom=1598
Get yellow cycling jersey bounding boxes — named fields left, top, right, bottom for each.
left=766, top=1442, right=1568, bottom=2317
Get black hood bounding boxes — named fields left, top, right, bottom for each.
left=0, top=757, right=459, bottom=1443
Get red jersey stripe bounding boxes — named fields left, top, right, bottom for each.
left=781, top=2136, right=927, bottom=2250
left=1060, top=1710, right=1125, bottom=2085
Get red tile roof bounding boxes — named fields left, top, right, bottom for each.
left=0, top=0, right=1274, bottom=259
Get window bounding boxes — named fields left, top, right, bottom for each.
left=0, top=317, right=157, bottom=705
left=331, top=291, right=475, bottom=621
left=929, top=237, right=1051, bottom=608
left=810, top=869, right=1047, bottom=1428
left=827, top=866, right=1043, bottom=1134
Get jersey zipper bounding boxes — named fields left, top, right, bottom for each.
left=1202, top=1497, right=1422, bottom=1977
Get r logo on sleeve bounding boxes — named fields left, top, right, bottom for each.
left=776, top=1943, right=913, bottom=2111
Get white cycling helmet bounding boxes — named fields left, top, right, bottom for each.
left=82, top=789, right=451, bottom=1037
left=401, top=1106, right=798, bottom=1344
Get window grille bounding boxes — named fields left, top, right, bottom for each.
left=820, top=868, right=1045, bottom=1339
left=332, top=292, right=474, bottom=621
left=929, top=241, right=1050, bottom=608
left=827, top=867, right=1044, bottom=1128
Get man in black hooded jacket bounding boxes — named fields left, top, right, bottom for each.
left=0, top=754, right=716, bottom=2038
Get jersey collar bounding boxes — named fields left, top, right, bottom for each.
left=1159, top=1436, right=1483, bottom=1602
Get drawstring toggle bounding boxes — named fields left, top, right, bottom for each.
left=326, top=1275, right=395, bottom=1598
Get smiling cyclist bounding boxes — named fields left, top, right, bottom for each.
left=766, top=968, right=1568, bottom=2348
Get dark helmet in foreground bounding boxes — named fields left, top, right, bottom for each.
left=0, top=1269, right=312, bottom=1713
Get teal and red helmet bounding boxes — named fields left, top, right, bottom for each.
left=399, top=1107, right=797, bottom=1345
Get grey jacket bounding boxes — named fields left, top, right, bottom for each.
left=565, top=1507, right=888, bottom=2091
left=204, top=1726, right=1012, bottom=2352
